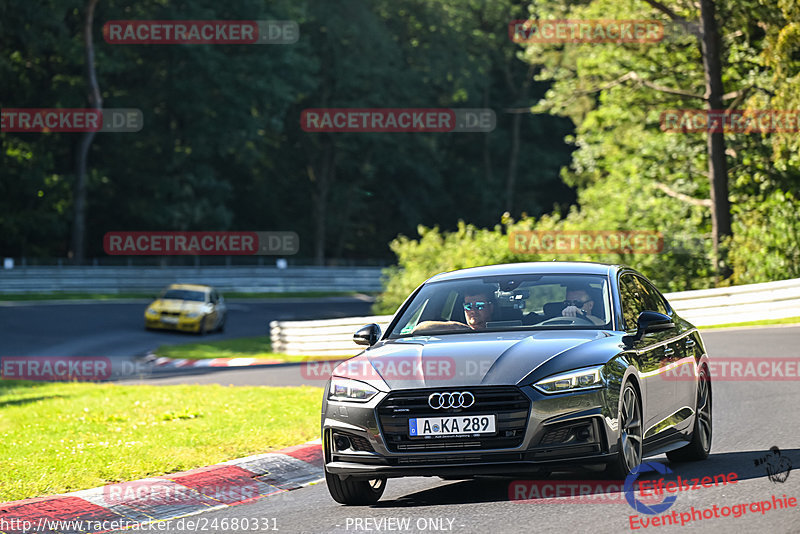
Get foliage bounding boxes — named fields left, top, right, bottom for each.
left=373, top=0, right=800, bottom=313
left=0, top=0, right=573, bottom=263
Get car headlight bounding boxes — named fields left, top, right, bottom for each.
left=328, top=377, right=378, bottom=402
left=534, top=365, right=604, bottom=394
left=146, top=308, right=159, bottom=316
left=185, top=312, right=201, bottom=318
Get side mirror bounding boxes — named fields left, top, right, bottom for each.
left=354, top=323, right=381, bottom=346
left=623, top=311, right=674, bottom=345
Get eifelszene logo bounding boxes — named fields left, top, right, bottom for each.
left=624, top=462, right=678, bottom=515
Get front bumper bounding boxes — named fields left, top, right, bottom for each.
left=322, top=385, right=619, bottom=479
left=145, top=315, right=203, bottom=332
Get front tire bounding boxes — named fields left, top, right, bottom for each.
left=325, top=470, right=386, bottom=505
left=667, top=366, right=712, bottom=462
left=197, top=316, right=208, bottom=335
left=606, top=381, right=643, bottom=479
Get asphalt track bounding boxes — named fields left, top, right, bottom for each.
left=2, top=301, right=799, bottom=533
left=0, top=297, right=373, bottom=380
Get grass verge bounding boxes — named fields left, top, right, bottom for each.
left=699, top=316, right=800, bottom=330
left=153, top=335, right=350, bottom=362
left=0, top=380, right=322, bottom=502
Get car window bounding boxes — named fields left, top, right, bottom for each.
left=390, top=274, right=611, bottom=337
left=161, top=289, right=205, bottom=302
left=619, top=274, right=645, bottom=330
left=634, top=276, right=669, bottom=315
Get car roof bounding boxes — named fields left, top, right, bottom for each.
left=426, top=262, right=619, bottom=283
left=166, top=284, right=212, bottom=292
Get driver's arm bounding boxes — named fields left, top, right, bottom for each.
left=412, top=320, right=470, bottom=334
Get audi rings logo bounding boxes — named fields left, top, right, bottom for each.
left=428, top=391, right=475, bottom=409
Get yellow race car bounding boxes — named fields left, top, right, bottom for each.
left=144, top=284, right=227, bottom=334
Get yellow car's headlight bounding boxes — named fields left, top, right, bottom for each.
left=185, top=311, right=202, bottom=318
left=146, top=308, right=159, bottom=316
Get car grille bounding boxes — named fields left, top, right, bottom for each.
left=377, top=386, right=530, bottom=452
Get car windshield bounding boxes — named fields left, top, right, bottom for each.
left=161, top=289, right=206, bottom=302
left=389, top=274, right=611, bottom=338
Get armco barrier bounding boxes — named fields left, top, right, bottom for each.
left=270, top=315, right=393, bottom=356
left=0, top=266, right=384, bottom=294
left=269, top=277, right=800, bottom=356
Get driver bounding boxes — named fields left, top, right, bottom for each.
left=561, top=285, right=605, bottom=325
left=412, top=286, right=495, bottom=333
left=461, top=288, right=495, bottom=330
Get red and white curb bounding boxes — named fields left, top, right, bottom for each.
left=0, top=440, right=323, bottom=534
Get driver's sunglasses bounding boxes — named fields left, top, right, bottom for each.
left=563, top=299, right=590, bottom=307
left=463, top=301, right=488, bottom=311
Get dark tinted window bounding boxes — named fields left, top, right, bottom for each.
left=634, top=276, right=669, bottom=315
left=619, top=274, right=645, bottom=330
left=162, top=289, right=205, bottom=302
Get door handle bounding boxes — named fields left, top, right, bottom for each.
left=664, top=348, right=675, bottom=358
left=685, top=339, right=696, bottom=348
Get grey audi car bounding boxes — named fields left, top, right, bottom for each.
left=322, top=262, right=712, bottom=504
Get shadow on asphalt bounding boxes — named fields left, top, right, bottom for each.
left=371, top=449, right=799, bottom=508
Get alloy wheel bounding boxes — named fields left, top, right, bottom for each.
left=696, top=368, right=712, bottom=452
left=620, top=385, right=643, bottom=471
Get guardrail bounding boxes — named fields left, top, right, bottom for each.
left=0, top=266, right=384, bottom=294
left=269, top=277, right=800, bottom=356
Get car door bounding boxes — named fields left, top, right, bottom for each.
left=618, top=273, right=674, bottom=435
left=638, top=278, right=698, bottom=418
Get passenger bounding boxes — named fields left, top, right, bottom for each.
left=561, top=285, right=604, bottom=325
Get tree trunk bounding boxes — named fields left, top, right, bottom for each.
left=505, top=111, right=522, bottom=214
left=482, top=84, right=495, bottom=203
left=699, top=0, right=732, bottom=281
left=310, top=138, right=335, bottom=266
left=71, top=0, right=101, bottom=265
left=503, top=64, right=534, bottom=215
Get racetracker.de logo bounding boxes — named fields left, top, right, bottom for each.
left=660, top=109, right=800, bottom=133
left=102, top=478, right=264, bottom=506
left=103, top=20, right=298, bottom=45
left=509, top=230, right=664, bottom=255
left=1, top=109, right=143, bottom=132
left=663, top=357, right=800, bottom=381
left=509, top=19, right=664, bottom=43
left=300, top=108, right=496, bottom=133
left=1, top=356, right=112, bottom=381
left=510, top=480, right=649, bottom=504
left=301, top=356, right=456, bottom=381
left=103, top=231, right=299, bottom=255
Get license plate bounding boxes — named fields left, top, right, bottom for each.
left=408, top=414, right=496, bottom=437
left=161, top=316, right=179, bottom=324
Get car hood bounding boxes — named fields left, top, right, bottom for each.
left=332, top=330, right=615, bottom=390
left=148, top=299, right=205, bottom=313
